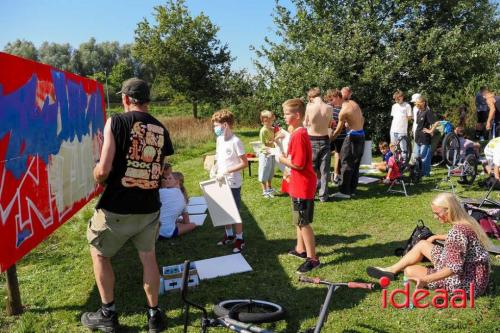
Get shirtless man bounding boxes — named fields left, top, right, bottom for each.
left=331, top=98, right=365, bottom=198
left=305, top=87, right=333, bottom=202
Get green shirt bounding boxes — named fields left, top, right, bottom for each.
left=259, top=126, right=275, bottom=153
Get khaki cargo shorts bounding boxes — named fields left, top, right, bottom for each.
left=87, top=209, right=160, bottom=257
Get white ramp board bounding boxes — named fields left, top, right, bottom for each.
left=360, top=140, right=372, bottom=166
left=187, top=204, right=208, bottom=215
left=189, top=196, right=207, bottom=206
left=358, top=176, right=379, bottom=184
left=200, top=178, right=242, bottom=226
left=189, top=214, right=207, bottom=226
left=195, top=253, right=252, bottom=280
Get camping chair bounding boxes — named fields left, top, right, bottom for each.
left=479, top=178, right=500, bottom=208
left=388, top=136, right=420, bottom=196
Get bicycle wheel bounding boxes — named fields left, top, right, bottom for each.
left=214, top=299, right=286, bottom=324
left=442, top=133, right=460, bottom=167
left=395, top=136, right=411, bottom=170
left=460, top=154, right=478, bottom=185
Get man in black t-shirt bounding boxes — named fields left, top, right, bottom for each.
left=81, top=78, right=173, bottom=333
left=414, top=96, right=435, bottom=177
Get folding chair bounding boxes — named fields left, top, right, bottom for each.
left=479, top=178, right=500, bottom=208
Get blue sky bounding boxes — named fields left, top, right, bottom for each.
left=0, top=0, right=293, bottom=73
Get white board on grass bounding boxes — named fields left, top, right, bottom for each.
left=189, top=196, right=207, bottom=206
left=187, top=204, right=208, bottom=215
left=195, top=253, right=252, bottom=280
left=358, top=176, right=379, bottom=184
left=189, top=214, right=207, bottom=226
left=199, top=177, right=242, bottom=226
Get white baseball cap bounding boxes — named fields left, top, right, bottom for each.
left=410, top=93, right=422, bottom=103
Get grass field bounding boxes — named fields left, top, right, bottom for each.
left=1, top=128, right=499, bottom=333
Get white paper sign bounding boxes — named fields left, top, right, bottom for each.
left=199, top=177, right=242, bottom=226
left=195, top=253, right=252, bottom=280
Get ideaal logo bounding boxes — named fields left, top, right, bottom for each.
left=379, top=277, right=474, bottom=309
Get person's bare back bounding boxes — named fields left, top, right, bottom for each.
left=305, top=97, right=333, bottom=136
left=339, top=100, right=364, bottom=132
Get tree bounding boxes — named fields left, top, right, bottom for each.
left=3, top=39, right=38, bottom=61
left=134, top=0, right=232, bottom=118
left=256, top=0, right=500, bottom=144
left=38, top=42, right=73, bottom=71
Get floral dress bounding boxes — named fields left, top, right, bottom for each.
left=428, top=224, right=490, bottom=297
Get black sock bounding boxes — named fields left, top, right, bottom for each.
left=148, top=305, right=159, bottom=317
left=101, top=301, right=116, bottom=317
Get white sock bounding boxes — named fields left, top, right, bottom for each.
left=236, top=232, right=243, bottom=240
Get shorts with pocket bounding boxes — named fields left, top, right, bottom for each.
left=87, top=209, right=160, bottom=257
left=258, top=152, right=276, bottom=182
left=291, top=197, right=314, bottom=226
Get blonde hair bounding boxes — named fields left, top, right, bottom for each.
left=326, top=88, right=342, bottom=100
left=211, top=109, right=235, bottom=127
left=172, top=172, right=189, bottom=204
left=260, top=110, right=274, bottom=122
left=431, top=193, right=494, bottom=250
left=282, top=98, right=306, bottom=117
left=307, top=87, right=321, bottom=99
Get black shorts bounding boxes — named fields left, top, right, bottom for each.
left=291, top=198, right=314, bottom=226
left=330, top=137, right=345, bottom=154
left=477, top=111, right=488, bottom=123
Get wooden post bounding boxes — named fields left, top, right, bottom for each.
left=5, top=265, right=23, bottom=315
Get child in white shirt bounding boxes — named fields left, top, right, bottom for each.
left=158, top=172, right=196, bottom=239
left=212, top=109, right=248, bottom=253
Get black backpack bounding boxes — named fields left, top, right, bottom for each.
left=395, top=220, right=434, bottom=257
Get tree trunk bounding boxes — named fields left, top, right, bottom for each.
left=192, top=100, right=198, bottom=119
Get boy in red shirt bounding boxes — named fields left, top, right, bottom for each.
left=279, top=98, right=320, bottom=273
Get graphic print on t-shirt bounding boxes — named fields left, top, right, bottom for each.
left=122, top=121, right=165, bottom=189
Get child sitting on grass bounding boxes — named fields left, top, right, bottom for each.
left=212, top=109, right=248, bottom=253
left=258, top=110, right=277, bottom=198
left=158, top=171, right=197, bottom=239
left=373, top=141, right=392, bottom=172
left=278, top=98, right=320, bottom=273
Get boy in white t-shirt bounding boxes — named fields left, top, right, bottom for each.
left=211, top=109, right=248, bottom=253
left=390, top=89, right=412, bottom=151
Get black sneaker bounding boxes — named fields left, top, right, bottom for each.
left=148, top=309, right=167, bottom=333
left=296, top=258, right=320, bottom=274
left=288, top=248, right=307, bottom=260
left=81, top=309, right=118, bottom=332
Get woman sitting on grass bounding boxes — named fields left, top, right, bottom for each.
left=367, top=193, right=492, bottom=297
left=158, top=172, right=197, bottom=239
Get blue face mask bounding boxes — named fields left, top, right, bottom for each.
left=214, top=126, right=224, bottom=137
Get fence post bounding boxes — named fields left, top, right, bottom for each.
left=5, top=264, right=23, bottom=315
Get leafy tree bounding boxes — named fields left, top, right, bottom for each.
left=256, top=0, right=500, bottom=144
left=38, top=42, right=73, bottom=71
left=134, top=0, right=232, bottom=118
left=3, top=39, right=38, bottom=61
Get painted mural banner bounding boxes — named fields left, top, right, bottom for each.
left=0, top=52, right=105, bottom=272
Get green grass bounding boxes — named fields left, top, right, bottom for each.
left=1, top=129, right=499, bottom=333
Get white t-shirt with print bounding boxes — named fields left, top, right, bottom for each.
left=390, top=102, right=412, bottom=134
left=485, top=137, right=500, bottom=166
left=216, top=134, right=245, bottom=188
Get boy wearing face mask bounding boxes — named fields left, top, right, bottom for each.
left=211, top=109, right=248, bottom=253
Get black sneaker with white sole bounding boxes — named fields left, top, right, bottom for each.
left=296, top=258, right=320, bottom=274
left=81, top=309, right=118, bottom=333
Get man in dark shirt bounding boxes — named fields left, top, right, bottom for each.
left=475, top=87, right=488, bottom=140
left=81, top=78, right=173, bottom=333
left=414, top=96, right=435, bottom=177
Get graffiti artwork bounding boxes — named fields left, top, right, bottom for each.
left=0, top=52, right=105, bottom=272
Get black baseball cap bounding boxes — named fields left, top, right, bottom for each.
left=118, top=78, right=150, bottom=103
